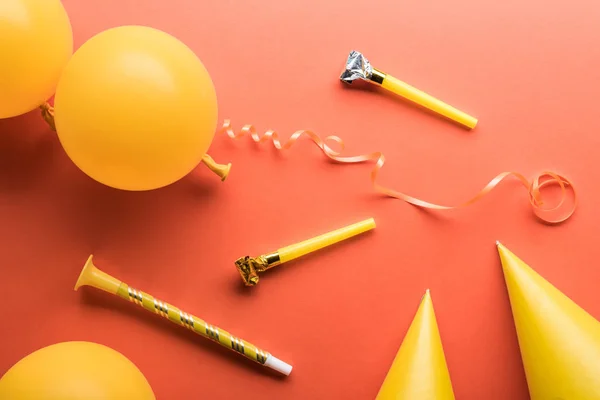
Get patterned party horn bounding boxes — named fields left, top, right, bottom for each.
left=74, top=255, right=292, bottom=376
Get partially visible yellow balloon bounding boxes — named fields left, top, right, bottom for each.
left=0, top=341, right=156, bottom=399
left=54, top=25, right=219, bottom=191
left=0, top=0, right=73, bottom=119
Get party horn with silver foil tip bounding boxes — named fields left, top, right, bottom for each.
left=340, top=50, right=478, bottom=129
left=74, top=255, right=292, bottom=376
left=235, top=218, right=376, bottom=286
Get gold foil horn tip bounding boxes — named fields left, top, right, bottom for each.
left=235, top=256, right=266, bottom=286
left=234, top=253, right=281, bottom=286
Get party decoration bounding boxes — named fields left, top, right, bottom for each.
left=375, top=290, right=455, bottom=399
left=0, top=0, right=73, bottom=119
left=235, top=218, right=376, bottom=286
left=0, top=341, right=155, bottom=399
left=52, top=25, right=230, bottom=191
left=74, top=255, right=293, bottom=376
left=340, top=50, right=477, bottom=129
left=497, top=242, right=600, bottom=400
left=220, top=120, right=577, bottom=224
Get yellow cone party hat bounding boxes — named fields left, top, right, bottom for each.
left=497, top=242, right=600, bottom=400
left=375, top=290, right=455, bottom=400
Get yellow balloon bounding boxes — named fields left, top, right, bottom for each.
left=54, top=25, right=219, bottom=191
left=0, top=0, right=73, bottom=119
left=0, top=341, right=155, bottom=399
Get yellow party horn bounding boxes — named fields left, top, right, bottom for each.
left=340, top=50, right=477, bottom=129
left=235, top=218, right=376, bottom=286
left=74, top=256, right=292, bottom=376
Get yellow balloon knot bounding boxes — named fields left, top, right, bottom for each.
left=201, top=154, right=231, bottom=181
left=40, top=102, right=56, bottom=131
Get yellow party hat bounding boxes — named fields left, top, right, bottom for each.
left=375, top=290, right=455, bottom=400
left=497, top=241, right=600, bottom=400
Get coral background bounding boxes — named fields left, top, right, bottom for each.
left=1, top=0, right=599, bottom=398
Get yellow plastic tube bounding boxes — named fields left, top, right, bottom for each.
left=380, top=73, right=477, bottom=129
left=278, top=218, right=375, bottom=263
left=234, top=218, right=376, bottom=286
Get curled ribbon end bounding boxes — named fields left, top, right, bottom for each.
left=528, top=172, right=577, bottom=224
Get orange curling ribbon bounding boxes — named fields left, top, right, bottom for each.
left=219, top=120, right=576, bottom=224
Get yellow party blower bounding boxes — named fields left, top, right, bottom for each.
left=74, top=256, right=292, bottom=376
left=235, top=218, right=376, bottom=286
left=340, top=50, right=477, bottom=129
left=496, top=242, right=600, bottom=399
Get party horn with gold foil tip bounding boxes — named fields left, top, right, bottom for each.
left=235, top=218, right=376, bottom=286
left=340, top=50, right=478, bottom=129
left=74, top=256, right=292, bottom=376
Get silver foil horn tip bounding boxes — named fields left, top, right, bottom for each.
left=339, top=50, right=373, bottom=84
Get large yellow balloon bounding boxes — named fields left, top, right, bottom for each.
left=0, top=0, right=73, bottom=119
left=53, top=25, right=219, bottom=191
left=0, top=341, right=155, bottom=399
